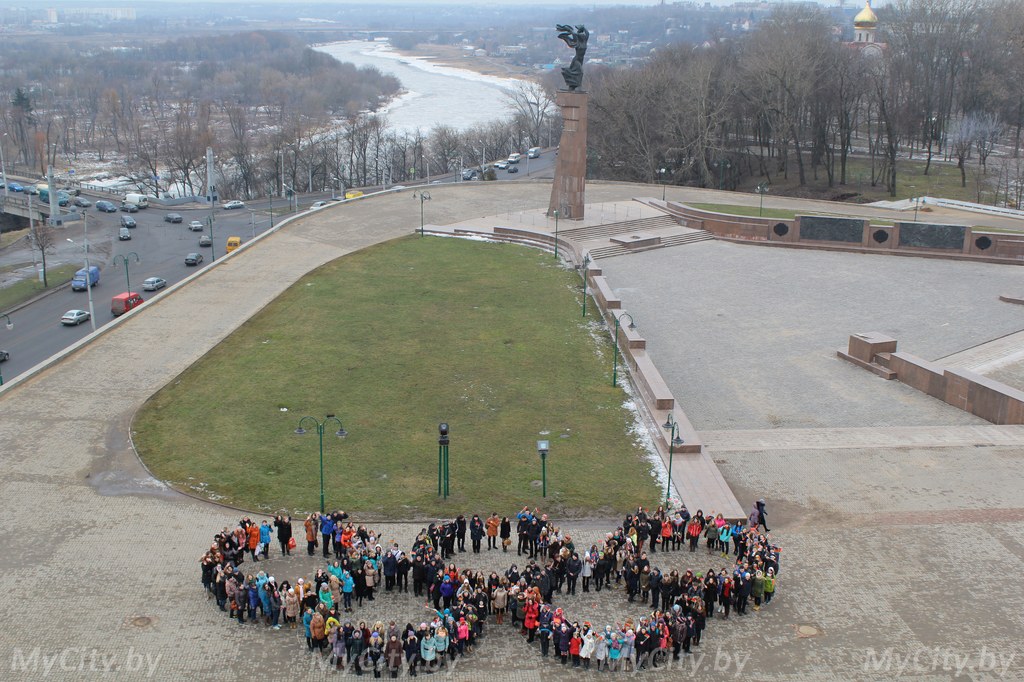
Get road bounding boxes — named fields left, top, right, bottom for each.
left=0, top=200, right=271, bottom=383
left=0, top=149, right=557, bottom=383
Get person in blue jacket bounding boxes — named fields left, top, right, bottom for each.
left=303, top=608, right=315, bottom=650
left=341, top=570, right=355, bottom=612
left=319, top=515, right=336, bottom=558
left=259, top=521, right=272, bottom=559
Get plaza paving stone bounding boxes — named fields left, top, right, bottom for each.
left=0, top=182, right=1022, bottom=680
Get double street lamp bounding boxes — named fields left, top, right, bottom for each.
left=112, top=252, right=140, bottom=293
left=536, top=440, right=549, bottom=497
left=611, top=312, right=636, bottom=388
left=662, top=415, right=684, bottom=505
left=755, top=182, right=769, bottom=217
left=414, top=191, right=431, bottom=238
left=294, top=414, right=347, bottom=514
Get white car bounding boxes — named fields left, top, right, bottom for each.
left=60, top=309, right=91, bottom=326
left=223, top=200, right=245, bottom=210
left=142, top=277, right=166, bottom=291
left=494, top=160, right=509, bottom=170
left=311, top=201, right=330, bottom=208
left=188, top=220, right=205, bottom=231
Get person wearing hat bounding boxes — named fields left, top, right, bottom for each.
left=763, top=567, right=776, bottom=605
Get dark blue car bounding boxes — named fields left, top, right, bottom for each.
left=6, top=182, right=24, bottom=192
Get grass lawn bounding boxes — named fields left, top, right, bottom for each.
left=735, top=155, right=992, bottom=204
left=0, top=263, right=79, bottom=311
left=134, top=236, right=660, bottom=518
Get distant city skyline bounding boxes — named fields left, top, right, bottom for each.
left=47, top=0, right=892, bottom=7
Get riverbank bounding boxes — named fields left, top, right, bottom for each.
left=392, top=43, right=538, bottom=80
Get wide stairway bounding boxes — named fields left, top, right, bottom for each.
left=560, top=214, right=715, bottom=260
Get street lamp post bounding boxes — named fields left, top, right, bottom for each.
left=415, top=191, right=431, bottom=237
left=66, top=216, right=96, bottom=332
left=715, top=160, right=731, bottom=191
left=553, top=210, right=559, bottom=261
left=112, top=252, right=140, bottom=293
left=755, top=182, right=769, bottom=217
left=663, top=421, right=684, bottom=505
left=0, top=132, right=8, bottom=199
left=611, top=312, right=636, bottom=387
left=438, top=422, right=450, bottom=499
left=205, top=215, right=216, bottom=260
left=294, top=414, right=347, bottom=514
left=0, top=313, right=12, bottom=386
left=581, top=253, right=590, bottom=318
left=536, top=440, right=549, bottom=497
left=658, top=167, right=668, bottom=201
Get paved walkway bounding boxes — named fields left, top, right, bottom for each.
left=2, top=180, right=1023, bottom=680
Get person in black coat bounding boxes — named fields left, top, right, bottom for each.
left=469, top=515, right=485, bottom=553
left=397, top=553, right=411, bottom=593
left=274, top=516, right=293, bottom=556
left=565, top=554, right=582, bottom=595
left=499, top=517, right=511, bottom=552
left=756, top=499, right=770, bottom=532
left=455, top=515, right=467, bottom=552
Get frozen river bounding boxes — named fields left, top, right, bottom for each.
left=315, top=41, right=525, bottom=134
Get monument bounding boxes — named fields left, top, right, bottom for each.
left=548, top=24, right=590, bottom=221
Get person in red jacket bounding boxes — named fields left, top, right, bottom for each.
left=247, top=523, right=260, bottom=562
left=686, top=518, right=702, bottom=553
left=570, top=630, right=583, bottom=667
left=523, top=598, right=540, bottom=642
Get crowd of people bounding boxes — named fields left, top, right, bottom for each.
left=199, top=500, right=780, bottom=675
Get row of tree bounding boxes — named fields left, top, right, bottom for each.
left=586, top=0, right=1024, bottom=202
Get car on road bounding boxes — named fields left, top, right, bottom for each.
left=311, top=201, right=330, bottom=208
left=142, top=277, right=166, bottom=291
left=188, top=220, right=205, bottom=231
left=164, top=213, right=183, bottom=223
left=120, top=202, right=139, bottom=213
left=0, top=350, right=9, bottom=362
left=461, top=170, right=477, bottom=180
left=507, top=165, right=519, bottom=174
left=26, top=186, right=39, bottom=195
left=60, top=309, right=91, bottom=326
left=222, top=200, right=245, bottom=210
left=185, top=253, right=204, bottom=266
left=199, top=234, right=212, bottom=247
left=74, top=197, right=92, bottom=208
left=120, top=215, right=136, bottom=228
left=96, top=200, right=117, bottom=212
left=391, top=185, right=407, bottom=192
left=494, top=160, right=509, bottom=170
left=7, top=182, right=24, bottom=192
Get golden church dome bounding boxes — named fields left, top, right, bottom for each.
left=854, top=0, right=879, bottom=29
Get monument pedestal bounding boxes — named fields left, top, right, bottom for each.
left=548, top=90, right=588, bottom=221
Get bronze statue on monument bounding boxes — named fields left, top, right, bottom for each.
left=556, top=24, right=589, bottom=92
left=549, top=23, right=590, bottom=221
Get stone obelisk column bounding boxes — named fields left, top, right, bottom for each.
left=548, top=90, right=587, bottom=221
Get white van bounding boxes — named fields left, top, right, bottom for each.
left=528, top=147, right=541, bottom=159
left=507, top=153, right=522, bottom=164
left=123, top=193, right=149, bottom=209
